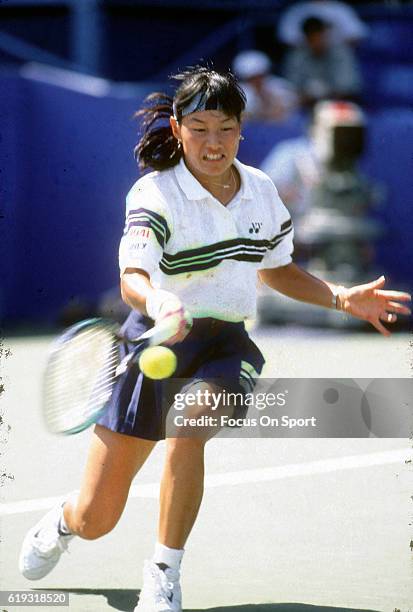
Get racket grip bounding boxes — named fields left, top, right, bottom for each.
left=115, top=311, right=192, bottom=378
left=115, top=351, right=136, bottom=377
left=137, top=310, right=192, bottom=346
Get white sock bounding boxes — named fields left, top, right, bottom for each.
left=57, top=507, right=72, bottom=535
left=58, top=492, right=78, bottom=536
left=153, top=542, right=184, bottom=570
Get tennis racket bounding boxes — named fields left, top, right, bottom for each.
left=42, top=315, right=188, bottom=435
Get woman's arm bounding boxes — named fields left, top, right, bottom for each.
left=258, top=263, right=411, bottom=336
left=259, top=263, right=339, bottom=309
left=120, top=268, right=191, bottom=343
left=120, top=268, right=154, bottom=315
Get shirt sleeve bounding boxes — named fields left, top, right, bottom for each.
left=118, top=181, right=172, bottom=276
left=258, top=185, right=294, bottom=270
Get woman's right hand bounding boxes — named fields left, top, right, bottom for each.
left=157, top=302, right=193, bottom=346
left=148, top=290, right=192, bottom=345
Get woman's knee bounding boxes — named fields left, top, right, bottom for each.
left=167, top=436, right=206, bottom=453
left=166, top=437, right=207, bottom=467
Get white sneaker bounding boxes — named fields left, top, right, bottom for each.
left=19, top=502, right=75, bottom=580
left=135, top=560, right=182, bottom=611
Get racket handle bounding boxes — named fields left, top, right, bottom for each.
left=136, top=310, right=192, bottom=347
left=115, top=311, right=192, bottom=377
left=115, top=351, right=136, bottom=377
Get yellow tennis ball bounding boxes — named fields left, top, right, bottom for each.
left=138, top=346, right=177, bottom=380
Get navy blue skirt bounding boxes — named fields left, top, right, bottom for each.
left=97, top=310, right=265, bottom=441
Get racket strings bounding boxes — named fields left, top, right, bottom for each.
left=43, top=325, right=120, bottom=433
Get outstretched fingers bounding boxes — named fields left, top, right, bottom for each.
left=371, top=317, right=392, bottom=337
left=379, top=311, right=397, bottom=324
left=385, top=300, right=411, bottom=315
left=348, top=278, right=410, bottom=337
left=376, top=290, right=411, bottom=301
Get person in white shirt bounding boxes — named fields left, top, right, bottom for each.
left=19, top=67, right=411, bottom=611
left=278, top=0, right=369, bottom=47
left=232, top=49, right=298, bottom=121
left=261, top=134, right=320, bottom=219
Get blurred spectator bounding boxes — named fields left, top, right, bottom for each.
left=284, top=17, right=362, bottom=108
left=261, top=131, right=319, bottom=220
left=278, top=0, right=368, bottom=47
left=261, top=101, right=381, bottom=281
left=232, top=50, right=298, bottom=121
left=260, top=100, right=364, bottom=219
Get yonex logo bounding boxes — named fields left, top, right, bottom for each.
left=249, top=222, right=262, bottom=234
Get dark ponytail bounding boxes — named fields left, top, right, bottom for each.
left=134, top=92, right=182, bottom=171
left=134, top=67, right=246, bottom=172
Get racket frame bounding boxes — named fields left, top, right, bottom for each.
left=42, top=314, right=186, bottom=435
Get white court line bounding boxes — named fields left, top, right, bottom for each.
left=0, top=448, right=411, bottom=516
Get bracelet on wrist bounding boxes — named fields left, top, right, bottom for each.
left=332, top=286, right=346, bottom=311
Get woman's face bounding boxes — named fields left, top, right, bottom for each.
left=170, top=110, right=241, bottom=181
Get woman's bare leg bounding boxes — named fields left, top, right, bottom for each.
left=158, top=437, right=205, bottom=549
left=64, top=424, right=156, bottom=539
left=158, top=382, right=233, bottom=550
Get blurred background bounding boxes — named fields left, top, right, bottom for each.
left=1, top=0, right=412, bottom=329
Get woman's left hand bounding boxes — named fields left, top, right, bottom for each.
left=339, top=276, right=411, bottom=336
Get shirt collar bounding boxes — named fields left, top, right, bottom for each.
left=174, top=157, right=253, bottom=201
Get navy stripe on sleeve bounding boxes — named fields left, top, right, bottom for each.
left=124, top=208, right=171, bottom=248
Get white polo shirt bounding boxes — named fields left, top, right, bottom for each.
left=119, top=157, right=294, bottom=321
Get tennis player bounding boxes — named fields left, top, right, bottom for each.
left=19, top=67, right=411, bottom=611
